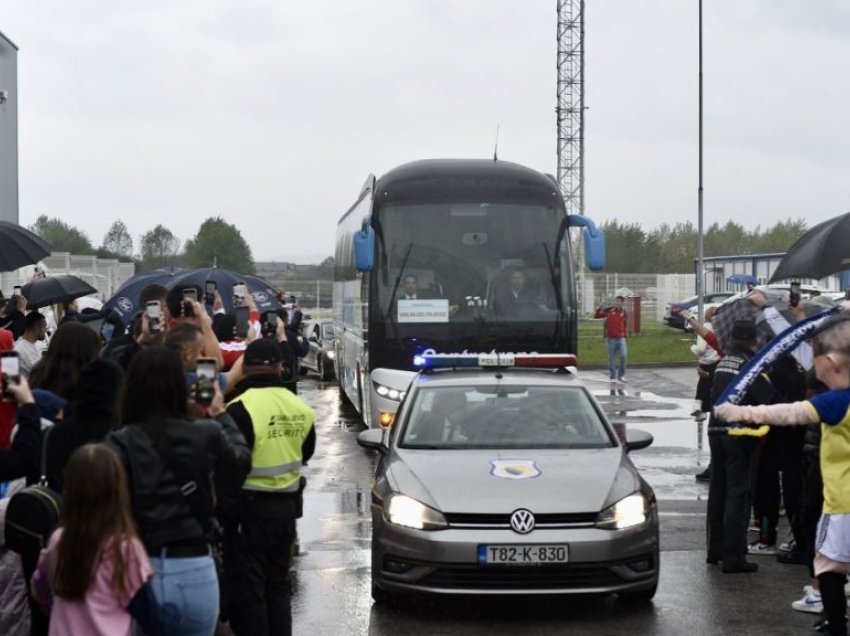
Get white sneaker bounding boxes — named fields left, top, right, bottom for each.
left=792, top=590, right=823, bottom=614
left=747, top=541, right=777, bottom=556
left=619, top=376, right=627, bottom=383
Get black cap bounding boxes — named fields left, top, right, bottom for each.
left=243, top=339, right=282, bottom=366
left=731, top=319, right=758, bottom=341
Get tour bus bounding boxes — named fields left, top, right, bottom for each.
left=333, top=158, right=605, bottom=428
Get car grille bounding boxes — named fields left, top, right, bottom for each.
left=419, top=562, right=626, bottom=590
left=444, top=512, right=597, bottom=529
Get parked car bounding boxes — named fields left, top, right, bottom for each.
left=663, top=293, right=735, bottom=330
left=681, top=284, right=838, bottom=331
left=301, top=321, right=336, bottom=381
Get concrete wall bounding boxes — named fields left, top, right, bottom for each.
left=0, top=31, right=18, bottom=224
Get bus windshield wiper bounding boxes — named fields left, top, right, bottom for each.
left=542, top=242, right=565, bottom=341
left=385, top=242, right=414, bottom=320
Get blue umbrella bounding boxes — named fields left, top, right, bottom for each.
left=168, top=267, right=282, bottom=314
left=726, top=273, right=758, bottom=286
left=102, top=267, right=185, bottom=325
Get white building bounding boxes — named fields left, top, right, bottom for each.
left=0, top=30, right=18, bottom=224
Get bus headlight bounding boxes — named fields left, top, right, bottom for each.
left=385, top=494, right=448, bottom=530
left=596, top=493, right=649, bottom=529
left=373, top=381, right=406, bottom=402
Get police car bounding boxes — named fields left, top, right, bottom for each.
left=357, top=353, right=659, bottom=604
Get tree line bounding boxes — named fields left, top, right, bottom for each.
left=599, top=218, right=807, bottom=273
left=29, top=215, right=256, bottom=274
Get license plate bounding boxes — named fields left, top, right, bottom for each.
left=477, top=544, right=569, bottom=565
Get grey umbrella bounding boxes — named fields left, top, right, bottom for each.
left=770, top=212, right=850, bottom=282
left=20, top=275, right=98, bottom=310
left=0, top=221, right=51, bottom=272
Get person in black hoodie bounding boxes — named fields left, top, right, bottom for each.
left=43, top=359, right=123, bottom=492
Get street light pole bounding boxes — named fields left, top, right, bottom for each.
left=697, top=0, right=705, bottom=323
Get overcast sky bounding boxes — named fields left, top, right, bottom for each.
left=4, top=1, right=850, bottom=263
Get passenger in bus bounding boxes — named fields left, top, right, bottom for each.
left=399, top=274, right=427, bottom=300
left=395, top=274, right=460, bottom=319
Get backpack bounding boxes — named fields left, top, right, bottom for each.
left=4, top=427, right=62, bottom=557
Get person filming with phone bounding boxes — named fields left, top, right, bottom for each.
left=165, top=285, right=225, bottom=370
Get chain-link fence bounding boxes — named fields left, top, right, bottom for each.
left=579, top=273, right=695, bottom=326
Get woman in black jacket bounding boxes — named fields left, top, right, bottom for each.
left=44, top=358, right=123, bottom=492
left=106, top=346, right=251, bottom=636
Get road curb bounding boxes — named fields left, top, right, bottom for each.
left=580, top=360, right=695, bottom=371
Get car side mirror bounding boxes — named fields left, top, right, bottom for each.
left=357, top=428, right=388, bottom=453
left=624, top=428, right=653, bottom=452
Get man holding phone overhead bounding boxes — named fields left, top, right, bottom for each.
left=165, top=285, right=224, bottom=370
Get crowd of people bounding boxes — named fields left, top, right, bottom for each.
left=678, top=288, right=850, bottom=636
left=0, top=281, right=315, bottom=636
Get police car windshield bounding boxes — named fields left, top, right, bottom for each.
left=400, top=386, right=615, bottom=449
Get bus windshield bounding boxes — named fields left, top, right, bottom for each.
left=376, top=202, right=567, bottom=326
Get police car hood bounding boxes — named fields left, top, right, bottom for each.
left=389, top=447, right=637, bottom=514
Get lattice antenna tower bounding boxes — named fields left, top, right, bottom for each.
left=556, top=0, right=585, bottom=215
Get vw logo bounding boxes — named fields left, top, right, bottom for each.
left=253, top=291, right=269, bottom=303
left=509, top=509, right=535, bottom=534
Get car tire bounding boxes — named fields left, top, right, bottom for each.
left=617, top=580, right=658, bottom=604
left=371, top=581, right=395, bottom=606
left=320, top=356, right=334, bottom=381
left=317, top=356, right=325, bottom=381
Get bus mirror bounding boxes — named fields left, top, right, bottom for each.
left=354, top=225, right=375, bottom=272
left=567, top=214, right=606, bottom=272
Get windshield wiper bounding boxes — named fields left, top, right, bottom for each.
left=542, top=242, right=565, bottom=342
left=385, top=242, right=414, bottom=320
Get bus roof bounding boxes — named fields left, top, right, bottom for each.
left=374, top=159, right=564, bottom=207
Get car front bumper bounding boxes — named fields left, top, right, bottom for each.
left=372, top=509, right=659, bottom=596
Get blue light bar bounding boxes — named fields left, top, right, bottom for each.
left=414, top=353, right=577, bottom=370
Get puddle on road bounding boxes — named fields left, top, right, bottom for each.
left=299, top=489, right=373, bottom=550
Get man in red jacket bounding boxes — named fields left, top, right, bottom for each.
left=595, top=295, right=628, bottom=383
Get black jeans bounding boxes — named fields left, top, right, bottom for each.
left=793, top=455, right=823, bottom=578
left=753, top=428, right=805, bottom=545
left=224, top=495, right=298, bottom=636
left=707, top=432, right=757, bottom=565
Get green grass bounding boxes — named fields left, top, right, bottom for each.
left=577, top=319, right=695, bottom=366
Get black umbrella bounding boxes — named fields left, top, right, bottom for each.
left=101, top=267, right=185, bottom=325
left=20, top=275, right=98, bottom=310
left=0, top=221, right=51, bottom=272
left=770, top=212, right=850, bottom=282
left=168, top=268, right=282, bottom=314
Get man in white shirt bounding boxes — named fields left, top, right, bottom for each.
left=14, top=312, right=47, bottom=376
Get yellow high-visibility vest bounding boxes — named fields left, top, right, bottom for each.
left=228, top=386, right=315, bottom=493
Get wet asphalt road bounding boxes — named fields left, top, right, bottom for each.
left=290, top=367, right=819, bottom=636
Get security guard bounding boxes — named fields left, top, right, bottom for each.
left=223, top=338, right=316, bottom=636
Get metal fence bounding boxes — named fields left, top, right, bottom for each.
left=271, top=274, right=696, bottom=326
left=1, top=253, right=135, bottom=301
left=579, top=273, right=695, bottom=325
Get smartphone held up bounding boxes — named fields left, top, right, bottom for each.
left=1, top=351, right=20, bottom=401
left=194, top=358, right=216, bottom=405
left=146, top=301, right=163, bottom=333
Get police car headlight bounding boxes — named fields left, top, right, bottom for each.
left=596, top=493, right=649, bottom=530
left=373, top=381, right=406, bottom=402
left=385, top=494, right=447, bottom=530
left=326, top=350, right=335, bottom=359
